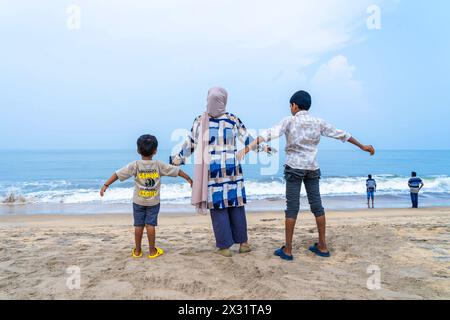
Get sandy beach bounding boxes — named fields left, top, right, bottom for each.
left=0, top=207, right=449, bottom=300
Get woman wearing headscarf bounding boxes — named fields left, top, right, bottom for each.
left=170, top=87, right=268, bottom=257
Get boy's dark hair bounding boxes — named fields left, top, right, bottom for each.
left=411, top=171, right=417, bottom=177
left=368, top=174, right=372, bottom=179
left=137, top=135, right=158, bottom=157
left=290, top=90, right=312, bottom=111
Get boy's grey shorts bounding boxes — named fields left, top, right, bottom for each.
left=284, top=165, right=325, bottom=219
left=133, top=203, right=160, bottom=227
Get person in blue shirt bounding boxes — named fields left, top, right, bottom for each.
left=366, top=175, right=377, bottom=209
left=408, top=172, right=424, bottom=208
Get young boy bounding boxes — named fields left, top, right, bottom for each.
left=239, top=90, right=375, bottom=261
left=100, top=134, right=193, bottom=259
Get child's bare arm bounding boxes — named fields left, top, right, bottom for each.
left=348, top=137, right=375, bottom=156
left=100, top=173, right=119, bottom=197
left=237, top=136, right=269, bottom=161
left=178, top=169, right=193, bottom=187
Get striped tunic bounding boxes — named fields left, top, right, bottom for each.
left=170, top=113, right=255, bottom=210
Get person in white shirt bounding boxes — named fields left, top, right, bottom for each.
left=239, top=90, right=375, bottom=261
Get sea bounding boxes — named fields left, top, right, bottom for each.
left=1, top=149, right=449, bottom=215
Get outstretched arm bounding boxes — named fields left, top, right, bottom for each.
left=101, top=162, right=136, bottom=196
left=236, top=116, right=272, bottom=155
left=237, top=136, right=265, bottom=161
left=347, top=137, right=375, bottom=155
left=237, top=117, right=288, bottom=161
left=100, top=173, right=118, bottom=196
left=170, top=117, right=201, bottom=166
left=178, top=169, right=193, bottom=187
left=320, top=120, right=375, bottom=155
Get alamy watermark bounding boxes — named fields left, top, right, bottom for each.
left=170, top=128, right=281, bottom=176
left=66, top=5, right=81, bottom=31
left=366, top=264, right=381, bottom=290
left=367, top=5, right=382, bottom=30
left=66, top=266, right=81, bottom=290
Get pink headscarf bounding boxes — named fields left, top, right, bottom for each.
left=191, top=87, right=228, bottom=214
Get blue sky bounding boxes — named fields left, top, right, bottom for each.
left=0, top=0, right=449, bottom=150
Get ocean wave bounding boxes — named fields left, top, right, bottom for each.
left=1, top=175, right=450, bottom=204
left=245, top=175, right=450, bottom=199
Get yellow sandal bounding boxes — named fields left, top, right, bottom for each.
left=132, top=248, right=143, bottom=258
left=148, top=247, right=164, bottom=259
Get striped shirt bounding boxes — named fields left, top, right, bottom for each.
left=170, top=113, right=256, bottom=210
left=366, top=179, right=377, bottom=192
left=408, top=177, right=423, bottom=193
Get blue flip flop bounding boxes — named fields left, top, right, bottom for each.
left=274, top=246, right=294, bottom=261
left=308, top=243, right=331, bottom=258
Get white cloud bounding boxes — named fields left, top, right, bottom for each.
left=309, top=55, right=372, bottom=128
left=0, top=0, right=383, bottom=83
left=88, top=0, right=377, bottom=68
left=311, top=55, right=362, bottom=97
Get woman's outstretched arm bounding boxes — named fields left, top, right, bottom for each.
left=235, top=116, right=255, bottom=148
left=170, top=116, right=201, bottom=166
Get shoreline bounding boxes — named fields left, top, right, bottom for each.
left=2, top=195, right=450, bottom=216
left=1, top=206, right=450, bottom=223
left=1, top=205, right=450, bottom=218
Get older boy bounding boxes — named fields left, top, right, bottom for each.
left=240, top=90, right=375, bottom=261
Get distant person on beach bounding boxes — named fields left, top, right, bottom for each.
left=239, top=90, right=375, bottom=261
left=100, top=135, right=192, bottom=259
left=170, top=87, right=272, bottom=257
left=408, top=172, right=424, bottom=208
left=366, top=174, right=377, bottom=209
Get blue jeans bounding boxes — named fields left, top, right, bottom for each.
left=410, top=193, right=419, bottom=208
left=210, top=206, right=248, bottom=249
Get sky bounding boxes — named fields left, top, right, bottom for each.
left=0, top=0, right=449, bottom=150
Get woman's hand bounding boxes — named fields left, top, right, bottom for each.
left=169, top=155, right=183, bottom=167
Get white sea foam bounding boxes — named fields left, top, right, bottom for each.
left=2, top=176, right=450, bottom=204
left=245, top=175, right=450, bottom=199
